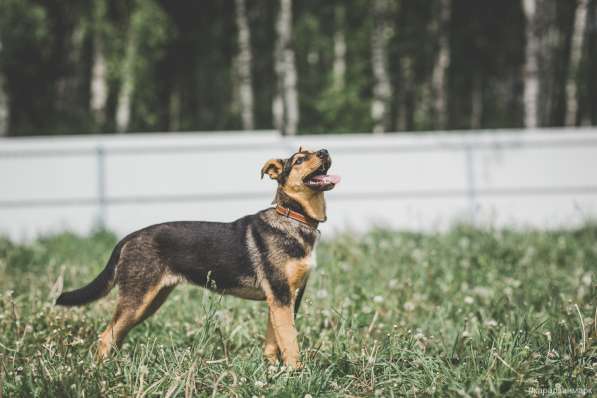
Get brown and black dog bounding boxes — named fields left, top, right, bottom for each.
left=56, top=147, right=340, bottom=368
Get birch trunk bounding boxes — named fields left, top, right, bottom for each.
left=90, top=38, right=108, bottom=128
left=235, top=0, right=254, bottom=130
left=371, top=0, right=391, bottom=134
left=0, top=40, right=7, bottom=136
left=116, top=27, right=137, bottom=133
left=470, top=76, right=483, bottom=129
left=333, top=6, right=346, bottom=90
left=274, top=0, right=299, bottom=136
left=522, top=0, right=539, bottom=128
left=565, top=0, right=588, bottom=126
left=431, top=0, right=450, bottom=130
left=397, top=57, right=413, bottom=131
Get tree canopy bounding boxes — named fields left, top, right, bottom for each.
left=0, top=0, right=595, bottom=136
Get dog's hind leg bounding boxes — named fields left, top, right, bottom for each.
left=97, top=280, right=176, bottom=360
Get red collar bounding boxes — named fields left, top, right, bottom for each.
left=275, top=204, right=319, bottom=229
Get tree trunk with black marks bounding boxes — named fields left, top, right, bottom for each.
left=522, top=0, right=539, bottom=128
left=470, top=75, right=483, bottom=129
left=397, top=56, right=414, bottom=131
left=116, top=26, right=136, bottom=133
left=565, top=0, right=588, bottom=126
left=371, top=0, right=391, bottom=134
left=0, top=39, right=7, bottom=136
left=235, top=0, right=254, bottom=130
left=431, top=0, right=450, bottom=130
left=273, top=0, right=299, bottom=136
left=90, top=3, right=108, bottom=130
left=333, top=5, right=346, bottom=91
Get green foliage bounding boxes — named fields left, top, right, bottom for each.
left=128, top=0, right=175, bottom=130
left=1, top=1, right=595, bottom=136
left=295, top=0, right=374, bottom=134
left=1, top=0, right=596, bottom=135
left=1, top=225, right=596, bottom=396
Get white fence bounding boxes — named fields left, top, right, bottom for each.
left=1, top=128, right=597, bottom=240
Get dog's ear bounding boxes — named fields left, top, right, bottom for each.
left=261, top=158, right=285, bottom=180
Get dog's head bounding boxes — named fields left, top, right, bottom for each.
left=261, top=147, right=340, bottom=221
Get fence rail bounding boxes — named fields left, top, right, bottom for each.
left=1, top=128, right=596, bottom=239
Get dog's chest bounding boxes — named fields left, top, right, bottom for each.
left=285, top=247, right=316, bottom=290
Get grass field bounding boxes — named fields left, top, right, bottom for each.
left=0, top=225, right=595, bottom=397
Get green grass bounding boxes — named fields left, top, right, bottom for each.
left=0, top=225, right=596, bottom=397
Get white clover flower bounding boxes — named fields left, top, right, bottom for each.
left=403, top=301, right=416, bottom=312
left=464, top=296, right=474, bottom=305
left=373, top=295, right=384, bottom=303
left=472, top=286, right=492, bottom=299
left=483, top=319, right=497, bottom=328
left=254, top=380, right=267, bottom=388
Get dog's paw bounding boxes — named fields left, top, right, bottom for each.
left=283, top=360, right=303, bottom=370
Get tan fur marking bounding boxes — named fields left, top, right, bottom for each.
left=286, top=258, right=311, bottom=292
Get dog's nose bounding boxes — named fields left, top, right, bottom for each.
left=317, top=149, right=329, bottom=159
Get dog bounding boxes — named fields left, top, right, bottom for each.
left=56, top=147, right=340, bottom=368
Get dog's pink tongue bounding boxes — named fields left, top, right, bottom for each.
left=311, top=174, right=341, bottom=185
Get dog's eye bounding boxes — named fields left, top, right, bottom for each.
left=295, top=158, right=304, bottom=165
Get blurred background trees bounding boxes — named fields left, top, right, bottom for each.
left=0, top=0, right=595, bottom=136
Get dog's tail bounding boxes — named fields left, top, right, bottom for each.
left=55, top=239, right=127, bottom=307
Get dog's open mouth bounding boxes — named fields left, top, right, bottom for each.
left=303, top=164, right=341, bottom=191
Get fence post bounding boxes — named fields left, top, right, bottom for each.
left=96, top=144, right=107, bottom=228
left=464, top=143, right=477, bottom=225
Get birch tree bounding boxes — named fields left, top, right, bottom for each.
left=397, top=57, right=413, bottom=131
left=333, top=5, right=346, bottom=91
left=371, top=0, right=392, bottom=134
left=90, top=1, right=108, bottom=129
left=0, top=40, right=7, bottom=136
left=431, top=0, right=450, bottom=130
left=565, top=0, right=588, bottom=126
left=522, top=0, right=539, bottom=128
left=470, top=76, right=483, bottom=129
left=234, top=0, right=254, bottom=130
left=116, top=26, right=137, bottom=133
left=273, top=0, right=299, bottom=136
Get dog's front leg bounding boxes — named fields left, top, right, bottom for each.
left=266, top=299, right=301, bottom=368
left=264, top=312, right=280, bottom=363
